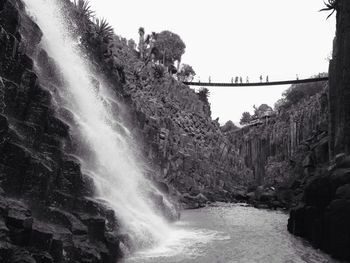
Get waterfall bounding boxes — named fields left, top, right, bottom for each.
left=24, top=0, right=172, bottom=248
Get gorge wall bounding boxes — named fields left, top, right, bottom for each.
left=0, top=0, right=248, bottom=261
left=123, top=76, right=250, bottom=207
left=287, top=1, right=350, bottom=261
left=228, top=85, right=329, bottom=206
left=0, top=1, right=128, bottom=262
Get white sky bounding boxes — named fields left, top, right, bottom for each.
left=88, top=0, right=335, bottom=124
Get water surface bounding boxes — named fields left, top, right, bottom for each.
left=125, top=203, right=337, bottom=263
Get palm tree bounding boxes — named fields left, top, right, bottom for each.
left=73, top=0, right=94, bottom=21
left=320, top=0, right=337, bottom=19
left=94, top=18, right=114, bottom=41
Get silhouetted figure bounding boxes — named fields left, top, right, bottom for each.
left=296, top=74, right=299, bottom=80
left=266, top=75, right=269, bottom=82
left=260, top=75, right=263, bottom=82
left=240, top=77, right=243, bottom=83
left=231, top=77, right=234, bottom=83
left=235, top=77, right=239, bottom=84
left=209, top=76, right=211, bottom=83
left=246, top=76, right=249, bottom=83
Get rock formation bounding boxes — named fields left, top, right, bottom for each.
left=0, top=0, right=124, bottom=261
left=228, top=86, right=328, bottom=208
left=287, top=1, right=350, bottom=261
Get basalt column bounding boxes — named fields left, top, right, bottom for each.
left=328, top=0, right=350, bottom=158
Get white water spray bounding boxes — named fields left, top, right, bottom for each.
left=24, top=0, right=172, bottom=248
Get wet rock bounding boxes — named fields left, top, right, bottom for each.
left=47, top=207, right=87, bottom=235
left=78, top=214, right=105, bottom=241
left=180, top=193, right=208, bottom=209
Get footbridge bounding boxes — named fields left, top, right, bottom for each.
left=183, top=77, right=328, bottom=87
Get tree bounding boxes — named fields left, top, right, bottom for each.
left=73, top=0, right=94, bottom=18
left=240, top=112, right=252, bottom=125
left=221, top=120, right=239, bottom=132
left=320, top=0, right=338, bottom=19
left=153, top=30, right=186, bottom=66
left=281, top=74, right=326, bottom=109
left=274, top=98, right=287, bottom=112
left=127, top=39, right=136, bottom=50
left=253, top=104, right=273, bottom=118
left=177, top=64, right=196, bottom=82
left=94, top=18, right=114, bottom=42
left=197, top=87, right=210, bottom=103
left=138, top=27, right=145, bottom=59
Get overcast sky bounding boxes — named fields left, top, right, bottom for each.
left=88, top=0, right=335, bottom=124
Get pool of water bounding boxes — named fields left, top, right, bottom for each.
left=124, top=203, right=338, bottom=263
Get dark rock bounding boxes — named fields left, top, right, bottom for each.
left=46, top=207, right=87, bottom=235
left=303, top=176, right=332, bottom=208
left=30, top=221, right=53, bottom=251
left=325, top=199, right=350, bottom=260
left=0, top=0, right=20, bottom=36
left=335, top=184, right=350, bottom=199
left=11, top=248, right=36, bottom=263
left=79, top=214, right=105, bottom=241
left=31, top=251, right=53, bottom=263
left=0, top=240, right=15, bottom=263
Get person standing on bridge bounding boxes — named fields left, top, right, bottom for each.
left=246, top=76, right=249, bottom=83
left=260, top=75, right=263, bottom=82
left=209, top=76, right=211, bottom=83
left=266, top=75, right=269, bottom=82
left=231, top=77, right=234, bottom=83
left=235, top=76, right=239, bottom=84
left=240, top=77, right=243, bottom=84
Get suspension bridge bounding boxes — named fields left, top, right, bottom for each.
left=183, top=77, right=328, bottom=87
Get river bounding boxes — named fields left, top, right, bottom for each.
left=125, top=203, right=337, bottom=263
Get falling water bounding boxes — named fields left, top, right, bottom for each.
left=24, top=0, right=172, bottom=248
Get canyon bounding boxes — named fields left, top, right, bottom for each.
left=0, top=0, right=349, bottom=262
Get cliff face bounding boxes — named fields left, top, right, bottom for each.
left=0, top=1, right=123, bottom=262
left=287, top=1, right=350, bottom=261
left=328, top=0, right=350, bottom=157
left=230, top=88, right=328, bottom=188
left=123, top=75, right=249, bottom=206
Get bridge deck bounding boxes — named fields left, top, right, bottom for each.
left=183, top=77, right=328, bottom=87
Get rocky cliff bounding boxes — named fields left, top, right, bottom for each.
left=0, top=0, right=129, bottom=262
left=123, top=75, right=250, bottom=207
left=0, top=0, right=246, bottom=261
left=287, top=1, right=350, bottom=261
left=228, top=85, right=329, bottom=208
